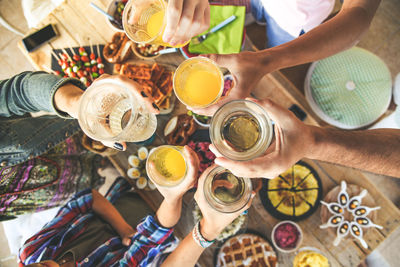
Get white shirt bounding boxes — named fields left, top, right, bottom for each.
left=261, top=0, right=335, bottom=37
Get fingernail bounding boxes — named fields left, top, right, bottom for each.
left=113, top=142, right=123, bottom=151
left=152, top=103, right=160, bottom=110
left=141, top=91, right=148, bottom=97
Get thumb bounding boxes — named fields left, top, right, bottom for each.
left=247, top=98, right=296, bottom=127
left=122, top=237, right=132, bottom=246
left=201, top=54, right=235, bottom=70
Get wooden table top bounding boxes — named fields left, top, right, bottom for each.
left=19, top=1, right=400, bottom=266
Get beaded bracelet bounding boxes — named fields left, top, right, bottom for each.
left=192, top=221, right=215, bottom=248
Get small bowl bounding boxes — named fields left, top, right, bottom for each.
left=192, top=114, right=211, bottom=128
left=271, top=220, right=303, bottom=253
left=106, top=0, right=124, bottom=32
left=131, top=43, right=162, bottom=60
left=293, top=247, right=330, bottom=267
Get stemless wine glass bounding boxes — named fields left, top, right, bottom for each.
left=122, top=0, right=188, bottom=47
left=203, top=166, right=252, bottom=213
left=173, top=57, right=224, bottom=108
left=146, top=145, right=188, bottom=187
left=210, top=100, right=273, bottom=161
left=78, top=79, right=157, bottom=143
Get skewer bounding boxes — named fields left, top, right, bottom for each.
left=41, top=64, right=57, bottom=75
left=89, top=38, right=94, bottom=55
left=51, top=50, right=60, bottom=60
left=61, top=48, right=72, bottom=62
left=69, top=43, right=81, bottom=62
left=76, top=34, right=83, bottom=48
left=96, top=44, right=101, bottom=58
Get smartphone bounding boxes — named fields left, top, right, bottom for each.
left=22, top=24, right=58, bottom=52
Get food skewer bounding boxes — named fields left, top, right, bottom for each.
left=96, top=44, right=105, bottom=75
left=88, top=39, right=99, bottom=79
left=42, top=64, right=63, bottom=77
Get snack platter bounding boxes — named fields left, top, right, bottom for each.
left=51, top=45, right=112, bottom=86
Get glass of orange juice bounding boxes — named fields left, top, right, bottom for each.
left=173, top=57, right=224, bottom=108
left=146, top=145, right=187, bottom=187
left=122, top=0, right=188, bottom=48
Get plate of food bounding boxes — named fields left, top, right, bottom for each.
left=259, top=161, right=323, bottom=221
left=51, top=44, right=109, bottom=86
left=126, top=146, right=157, bottom=191
left=214, top=232, right=278, bottom=267
left=116, top=61, right=176, bottom=113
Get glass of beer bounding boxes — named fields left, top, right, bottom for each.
left=78, top=79, right=157, bottom=143
left=146, top=145, right=187, bottom=187
left=204, top=166, right=253, bottom=213
left=173, top=57, right=224, bottom=108
left=210, top=100, right=273, bottom=161
left=122, top=0, right=188, bottom=48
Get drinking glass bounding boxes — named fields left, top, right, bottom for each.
left=146, top=145, right=188, bottom=187
left=203, top=166, right=253, bottom=213
left=122, top=0, right=188, bottom=47
left=210, top=100, right=273, bottom=161
left=173, top=57, right=224, bottom=108
left=78, top=79, right=157, bottom=142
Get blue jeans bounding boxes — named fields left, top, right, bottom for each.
left=250, top=0, right=304, bottom=48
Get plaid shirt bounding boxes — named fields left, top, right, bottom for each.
left=19, top=178, right=175, bottom=266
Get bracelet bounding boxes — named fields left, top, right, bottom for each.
left=192, top=221, right=215, bottom=248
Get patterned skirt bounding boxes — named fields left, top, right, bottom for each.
left=0, top=134, right=104, bottom=219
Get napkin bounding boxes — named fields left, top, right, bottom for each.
left=188, top=5, right=245, bottom=54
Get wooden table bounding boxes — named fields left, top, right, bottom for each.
left=19, top=1, right=400, bottom=266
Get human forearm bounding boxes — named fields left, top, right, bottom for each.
left=0, top=71, right=85, bottom=118
left=91, top=190, right=134, bottom=236
left=259, top=1, right=380, bottom=72
left=161, top=228, right=205, bottom=267
left=156, top=197, right=183, bottom=228
left=307, top=127, right=400, bottom=177
left=54, top=82, right=84, bottom=118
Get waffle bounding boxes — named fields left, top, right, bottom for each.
left=217, top=233, right=277, bottom=267
left=119, top=62, right=173, bottom=109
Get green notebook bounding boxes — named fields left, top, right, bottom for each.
left=188, top=5, right=245, bottom=54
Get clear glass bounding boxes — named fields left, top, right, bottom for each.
left=78, top=79, right=157, bottom=142
left=173, top=57, right=224, bottom=108
left=210, top=100, right=273, bottom=161
left=146, top=145, right=188, bottom=187
left=204, top=166, right=252, bottom=213
left=122, top=0, right=187, bottom=47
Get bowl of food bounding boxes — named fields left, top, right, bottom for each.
left=271, top=220, right=303, bottom=253
left=187, top=110, right=211, bottom=128
left=132, top=43, right=165, bottom=59
left=293, top=247, right=330, bottom=267
left=106, top=0, right=126, bottom=32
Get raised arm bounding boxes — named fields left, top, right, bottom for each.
left=154, top=145, right=199, bottom=227
left=162, top=165, right=255, bottom=267
left=210, top=98, right=400, bottom=178
left=194, top=0, right=381, bottom=115
left=0, top=71, right=85, bottom=118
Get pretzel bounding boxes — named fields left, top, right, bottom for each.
left=167, top=114, right=197, bottom=146
left=103, top=32, right=132, bottom=63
